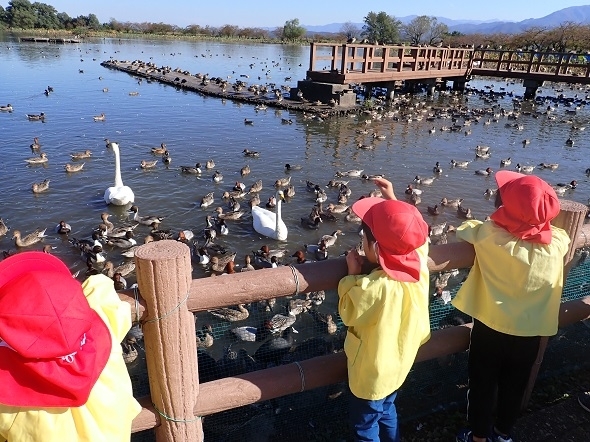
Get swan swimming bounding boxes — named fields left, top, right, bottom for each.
left=252, top=190, right=287, bottom=240
left=104, top=142, right=135, bottom=206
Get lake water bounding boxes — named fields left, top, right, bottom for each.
left=1, top=35, right=589, bottom=359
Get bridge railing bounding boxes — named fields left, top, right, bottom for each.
left=121, top=201, right=590, bottom=441
left=472, top=49, right=590, bottom=78
left=309, top=42, right=473, bottom=76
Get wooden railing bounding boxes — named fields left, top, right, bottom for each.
left=306, top=43, right=472, bottom=83
left=471, top=49, right=590, bottom=79
left=121, top=201, right=590, bottom=441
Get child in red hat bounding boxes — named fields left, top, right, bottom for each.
left=453, top=171, right=570, bottom=442
left=339, top=178, right=431, bottom=441
left=0, top=252, right=141, bottom=441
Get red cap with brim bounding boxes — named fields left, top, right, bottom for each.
left=0, top=252, right=111, bottom=407
left=490, top=170, right=560, bottom=244
left=352, top=198, right=429, bottom=282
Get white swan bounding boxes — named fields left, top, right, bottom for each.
left=104, top=142, right=135, bottom=206
left=252, top=190, right=287, bottom=240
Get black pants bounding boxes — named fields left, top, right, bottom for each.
left=467, top=319, right=541, bottom=438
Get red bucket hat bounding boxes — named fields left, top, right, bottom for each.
left=0, top=252, right=111, bottom=407
left=352, top=198, right=429, bottom=282
left=490, top=170, right=560, bottom=244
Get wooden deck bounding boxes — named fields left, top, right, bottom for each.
left=307, top=43, right=590, bottom=86
left=307, top=43, right=472, bottom=84
left=470, top=49, right=590, bottom=84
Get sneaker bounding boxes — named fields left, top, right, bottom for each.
left=456, top=428, right=492, bottom=442
left=492, top=428, right=513, bottom=442
left=579, top=391, right=590, bottom=413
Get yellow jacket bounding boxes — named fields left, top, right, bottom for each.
left=452, top=220, right=570, bottom=336
left=0, top=275, right=141, bottom=442
left=338, top=243, right=430, bottom=400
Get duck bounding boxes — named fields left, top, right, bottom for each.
left=70, top=149, right=92, bottom=160
left=99, top=212, right=137, bottom=238
left=457, top=202, right=473, bottom=219
left=240, top=254, right=256, bottom=272
left=214, top=206, right=245, bottom=220
left=440, top=197, right=463, bottom=208
left=265, top=196, right=276, bottom=208
left=327, top=179, right=349, bottom=188
left=26, top=112, right=45, bottom=121
left=249, top=193, right=261, bottom=208
left=128, top=205, right=164, bottom=225
left=405, top=184, right=422, bottom=196
left=112, top=272, right=128, bottom=291
left=31, top=178, right=50, bottom=193
left=500, top=157, right=512, bottom=167
left=315, top=202, right=338, bottom=222
left=427, top=204, right=441, bottom=216
left=475, top=151, right=491, bottom=159
left=538, top=162, right=559, bottom=170
left=25, top=152, right=48, bottom=164
left=208, top=304, right=249, bottom=322
left=104, top=142, right=134, bottom=206
left=242, top=148, right=260, bottom=157
left=30, top=137, right=42, bottom=150
left=566, top=138, right=575, bottom=146
left=209, top=252, right=237, bottom=274
left=252, top=190, right=287, bottom=240
left=200, top=192, right=215, bottom=208
left=140, top=159, right=158, bottom=169
left=240, top=164, right=251, bottom=176
left=93, top=113, right=106, bottom=121
left=315, top=188, right=328, bottom=203
left=258, top=245, right=289, bottom=260
left=212, top=170, right=223, bottom=183
left=428, top=126, right=436, bottom=134
left=55, top=220, right=72, bottom=234
left=344, top=208, right=362, bottom=223
left=515, top=163, right=535, bottom=174
left=105, top=231, right=137, bottom=249
left=413, top=175, right=436, bottom=185
left=301, top=213, right=322, bottom=230
left=450, top=159, right=470, bottom=168
left=474, top=167, right=493, bottom=176
left=193, top=246, right=211, bottom=265
left=288, top=298, right=312, bottom=315
left=285, top=185, right=296, bottom=198
left=475, top=145, right=490, bottom=154
left=0, top=104, right=13, bottom=112
left=196, top=325, right=214, bottom=349
left=274, top=176, right=291, bottom=188
left=231, top=325, right=270, bottom=342
left=309, top=310, right=338, bottom=335
left=429, top=221, right=448, bottom=237
left=0, top=218, right=10, bottom=237
left=149, top=223, right=173, bottom=241
left=64, top=162, right=85, bottom=173
left=336, top=169, right=364, bottom=177
left=244, top=118, right=254, bottom=125
left=433, top=162, right=443, bottom=174
left=151, top=142, right=167, bottom=154
left=180, top=162, right=202, bottom=174
left=120, top=235, right=154, bottom=258
left=254, top=327, right=297, bottom=366
left=285, top=163, right=302, bottom=171
left=103, top=260, right=136, bottom=278
left=327, top=202, right=349, bottom=214
left=555, top=180, right=577, bottom=190
left=320, top=230, right=344, bottom=248
left=162, top=150, right=172, bottom=165
left=291, top=250, right=310, bottom=264
left=361, top=174, right=384, bottom=181
left=373, top=133, right=387, bottom=141
left=265, top=311, right=297, bottom=334
left=205, top=159, right=216, bottom=169
left=13, top=228, right=47, bottom=248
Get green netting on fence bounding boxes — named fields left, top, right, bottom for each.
left=130, top=251, right=590, bottom=442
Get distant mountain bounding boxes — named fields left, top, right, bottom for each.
left=300, top=5, right=590, bottom=36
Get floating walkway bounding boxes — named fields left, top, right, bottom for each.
left=100, top=59, right=359, bottom=117
left=20, top=37, right=81, bottom=43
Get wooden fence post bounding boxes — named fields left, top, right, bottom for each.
left=521, top=200, right=588, bottom=410
left=135, top=240, right=201, bottom=442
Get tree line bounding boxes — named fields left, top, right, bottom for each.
left=2, top=0, right=589, bottom=53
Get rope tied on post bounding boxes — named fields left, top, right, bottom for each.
left=141, top=291, right=191, bottom=325
left=152, top=402, right=202, bottom=423
left=288, top=264, right=300, bottom=296
left=293, top=361, right=306, bottom=392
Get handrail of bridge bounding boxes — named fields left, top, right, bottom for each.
left=122, top=200, right=590, bottom=441
left=471, top=49, right=590, bottom=78
left=308, top=42, right=473, bottom=76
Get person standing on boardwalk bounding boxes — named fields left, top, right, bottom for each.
left=453, top=171, right=570, bottom=442
left=339, top=178, right=431, bottom=441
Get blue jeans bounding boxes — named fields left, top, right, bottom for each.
left=349, top=390, right=400, bottom=442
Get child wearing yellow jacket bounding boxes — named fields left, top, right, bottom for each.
left=0, top=252, right=141, bottom=441
left=339, top=178, right=431, bottom=442
left=453, top=171, right=570, bottom=442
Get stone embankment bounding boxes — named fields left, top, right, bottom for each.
left=100, top=59, right=359, bottom=117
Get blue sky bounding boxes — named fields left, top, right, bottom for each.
left=3, top=1, right=590, bottom=27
